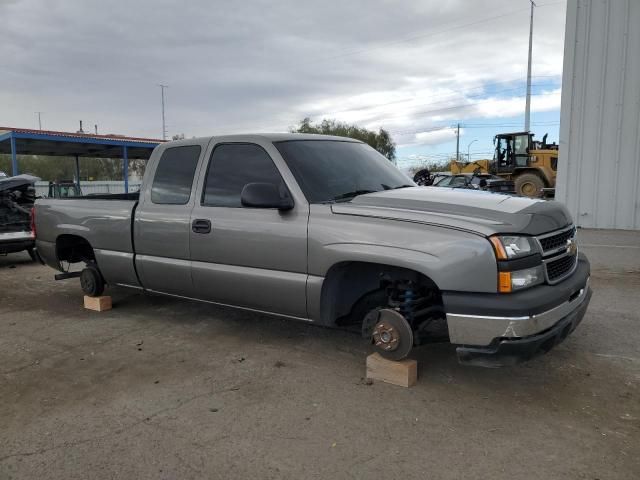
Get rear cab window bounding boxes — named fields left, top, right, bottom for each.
left=151, top=145, right=201, bottom=204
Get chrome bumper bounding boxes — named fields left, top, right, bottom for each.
left=446, top=277, right=591, bottom=346
left=0, top=231, right=33, bottom=242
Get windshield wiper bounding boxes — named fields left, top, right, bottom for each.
left=332, top=189, right=378, bottom=202
left=381, top=184, right=414, bottom=190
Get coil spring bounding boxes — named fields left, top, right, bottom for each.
left=394, top=283, right=426, bottom=324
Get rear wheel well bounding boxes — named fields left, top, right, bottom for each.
left=320, top=262, right=444, bottom=329
left=56, top=234, right=96, bottom=264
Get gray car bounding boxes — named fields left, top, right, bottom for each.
left=34, top=134, right=591, bottom=366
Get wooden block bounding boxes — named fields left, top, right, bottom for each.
left=366, top=353, right=417, bottom=387
left=84, top=295, right=112, bottom=312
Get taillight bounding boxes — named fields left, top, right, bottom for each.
left=30, top=207, right=36, bottom=239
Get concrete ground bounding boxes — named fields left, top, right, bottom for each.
left=1, top=228, right=639, bottom=479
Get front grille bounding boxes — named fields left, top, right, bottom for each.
left=545, top=254, right=577, bottom=282
left=536, top=226, right=579, bottom=284
left=539, top=227, right=575, bottom=254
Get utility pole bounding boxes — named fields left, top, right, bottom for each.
left=158, top=84, right=168, bottom=140
left=455, top=123, right=460, bottom=162
left=524, top=0, right=536, bottom=132
left=35, top=112, right=43, bottom=130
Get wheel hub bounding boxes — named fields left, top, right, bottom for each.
left=372, top=320, right=400, bottom=351
left=81, top=272, right=95, bottom=292
left=369, top=309, right=414, bottom=360
left=522, top=182, right=536, bottom=195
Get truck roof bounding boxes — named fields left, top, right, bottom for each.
left=180, top=133, right=363, bottom=143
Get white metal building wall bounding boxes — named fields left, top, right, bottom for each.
left=557, top=0, right=640, bottom=230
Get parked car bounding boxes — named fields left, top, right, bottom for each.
left=433, top=173, right=515, bottom=193
left=0, top=174, right=39, bottom=259
left=35, top=134, right=591, bottom=366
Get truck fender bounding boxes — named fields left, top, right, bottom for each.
left=307, top=241, right=496, bottom=324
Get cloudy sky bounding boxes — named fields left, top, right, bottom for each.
left=1, top=0, right=567, bottom=169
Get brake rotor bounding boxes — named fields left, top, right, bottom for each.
left=80, top=268, right=97, bottom=294
left=371, top=309, right=414, bottom=361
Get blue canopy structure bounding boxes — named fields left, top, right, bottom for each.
left=0, top=127, right=163, bottom=192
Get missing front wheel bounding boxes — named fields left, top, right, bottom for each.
left=366, top=309, right=414, bottom=361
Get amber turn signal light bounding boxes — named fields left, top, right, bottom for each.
left=490, top=236, right=507, bottom=260
left=498, top=271, right=512, bottom=293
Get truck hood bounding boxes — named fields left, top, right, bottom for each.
left=331, top=187, right=572, bottom=236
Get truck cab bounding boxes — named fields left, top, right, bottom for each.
left=47, top=180, right=82, bottom=198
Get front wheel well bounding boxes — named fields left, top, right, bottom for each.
left=319, top=261, right=443, bottom=328
left=56, top=234, right=96, bottom=264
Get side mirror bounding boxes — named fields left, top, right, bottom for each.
left=241, top=182, right=294, bottom=210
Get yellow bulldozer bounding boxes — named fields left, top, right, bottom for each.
left=450, top=132, right=559, bottom=197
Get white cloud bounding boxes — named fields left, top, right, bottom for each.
left=413, top=128, right=459, bottom=146
left=0, top=0, right=566, bottom=139
left=474, top=89, right=562, bottom=118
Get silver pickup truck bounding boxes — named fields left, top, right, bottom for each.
left=35, top=134, right=592, bottom=366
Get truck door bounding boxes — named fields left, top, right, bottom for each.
left=513, top=133, right=530, bottom=167
left=134, top=142, right=205, bottom=296
left=189, top=141, right=308, bottom=318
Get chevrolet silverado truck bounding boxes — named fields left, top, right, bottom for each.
left=34, top=134, right=591, bottom=366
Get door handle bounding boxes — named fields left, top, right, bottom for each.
left=192, top=219, right=212, bottom=234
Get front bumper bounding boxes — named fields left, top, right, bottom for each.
left=443, top=253, right=591, bottom=367
left=456, top=286, right=591, bottom=367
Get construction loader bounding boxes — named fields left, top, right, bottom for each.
left=450, top=132, right=558, bottom=197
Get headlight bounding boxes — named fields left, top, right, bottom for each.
left=490, top=235, right=538, bottom=260
left=491, top=235, right=543, bottom=293
left=498, top=265, right=545, bottom=293
left=511, top=265, right=545, bottom=290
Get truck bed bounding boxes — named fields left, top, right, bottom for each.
left=35, top=195, right=141, bottom=287
left=35, top=197, right=137, bottom=254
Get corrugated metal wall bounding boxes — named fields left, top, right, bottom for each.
left=557, top=0, right=640, bottom=230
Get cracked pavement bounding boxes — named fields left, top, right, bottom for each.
left=1, top=229, right=639, bottom=479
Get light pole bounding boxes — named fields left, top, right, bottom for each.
left=158, top=84, right=168, bottom=140
left=467, top=139, right=478, bottom=161
left=524, top=0, right=536, bottom=132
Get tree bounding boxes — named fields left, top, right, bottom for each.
left=0, top=154, right=146, bottom=182
left=291, top=118, right=396, bottom=161
left=408, top=160, right=450, bottom=177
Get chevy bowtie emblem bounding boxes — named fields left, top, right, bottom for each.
left=566, top=237, right=578, bottom=256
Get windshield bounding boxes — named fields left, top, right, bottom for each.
left=274, top=140, right=413, bottom=203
